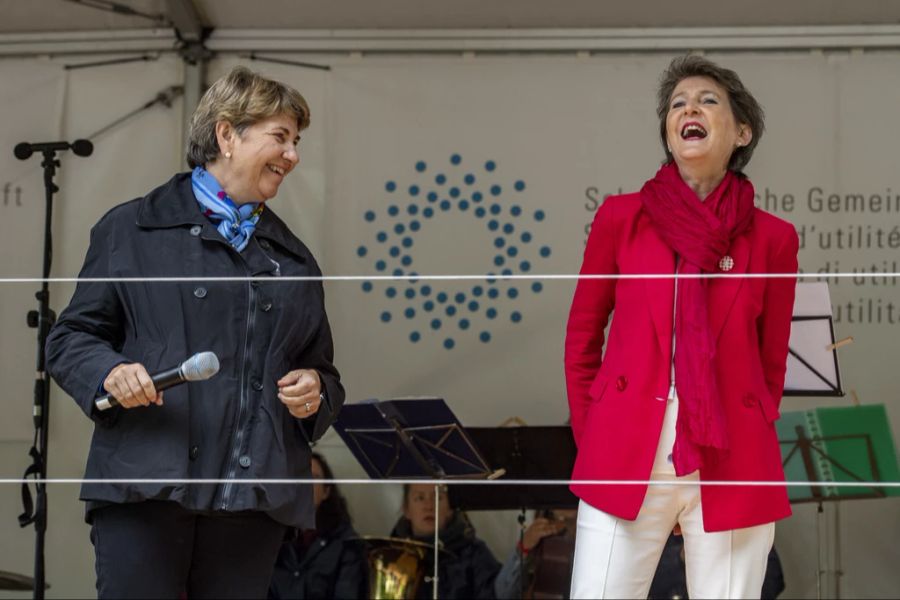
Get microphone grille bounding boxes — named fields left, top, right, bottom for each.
left=14, top=143, right=33, bottom=160
left=182, top=352, right=220, bottom=381
left=71, top=139, right=94, bottom=157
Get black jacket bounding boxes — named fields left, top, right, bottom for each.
left=390, top=512, right=501, bottom=599
left=269, top=520, right=368, bottom=600
left=46, top=173, right=344, bottom=528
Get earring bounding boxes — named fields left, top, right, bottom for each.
left=224, top=151, right=232, bottom=159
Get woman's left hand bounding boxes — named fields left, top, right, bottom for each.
left=277, top=368, right=323, bottom=419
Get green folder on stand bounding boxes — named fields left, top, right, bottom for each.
left=777, top=404, right=900, bottom=503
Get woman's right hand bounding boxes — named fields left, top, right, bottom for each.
left=103, top=363, right=163, bottom=408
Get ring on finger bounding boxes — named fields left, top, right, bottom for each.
left=305, top=401, right=311, bottom=412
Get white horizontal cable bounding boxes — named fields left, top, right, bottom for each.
left=0, top=272, right=895, bottom=284
left=1, top=478, right=898, bottom=488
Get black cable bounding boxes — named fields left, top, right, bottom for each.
left=86, top=85, right=184, bottom=140
left=62, top=0, right=170, bottom=26
left=247, top=53, right=332, bottom=72
left=64, top=54, right=158, bottom=71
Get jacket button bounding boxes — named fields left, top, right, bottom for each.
left=252, top=379, right=263, bottom=391
left=260, top=300, right=272, bottom=312
left=616, top=376, right=628, bottom=392
left=259, top=239, right=271, bottom=250
left=190, top=225, right=202, bottom=236
left=743, top=393, right=758, bottom=407
left=239, top=455, right=251, bottom=468
left=193, top=286, right=207, bottom=299
left=189, top=445, right=199, bottom=460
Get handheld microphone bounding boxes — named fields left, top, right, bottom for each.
left=95, top=351, right=220, bottom=411
left=14, top=139, right=93, bottom=160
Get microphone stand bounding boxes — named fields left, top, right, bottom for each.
left=15, top=140, right=93, bottom=600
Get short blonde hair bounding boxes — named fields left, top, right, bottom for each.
left=186, top=66, right=310, bottom=168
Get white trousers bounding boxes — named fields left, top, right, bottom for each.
left=570, top=472, right=775, bottom=599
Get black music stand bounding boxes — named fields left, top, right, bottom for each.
left=449, top=426, right=578, bottom=511
left=334, top=398, right=495, bottom=600
left=778, top=427, right=882, bottom=600
left=449, top=426, right=579, bottom=600
left=778, top=405, right=900, bottom=599
left=778, top=405, right=899, bottom=503
left=781, top=428, right=886, bottom=503
left=333, top=398, right=495, bottom=479
left=784, top=282, right=844, bottom=397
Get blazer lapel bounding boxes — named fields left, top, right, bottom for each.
left=708, top=232, right=752, bottom=343
left=639, top=225, right=675, bottom=363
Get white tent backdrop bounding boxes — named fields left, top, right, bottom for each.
left=1, top=49, right=899, bottom=597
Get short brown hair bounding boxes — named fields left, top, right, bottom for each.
left=186, top=66, right=310, bottom=168
left=656, top=55, right=764, bottom=172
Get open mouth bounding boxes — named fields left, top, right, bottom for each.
left=680, top=123, right=708, bottom=140
left=267, top=164, right=286, bottom=176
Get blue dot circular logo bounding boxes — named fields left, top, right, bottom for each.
left=357, top=155, right=552, bottom=349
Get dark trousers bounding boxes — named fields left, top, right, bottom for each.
left=90, top=500, right=287, bottom=599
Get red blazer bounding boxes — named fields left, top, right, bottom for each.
left=565, top=192, right=799, bottom=532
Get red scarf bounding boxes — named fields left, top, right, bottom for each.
left=640, top=162, right=755, bottom=474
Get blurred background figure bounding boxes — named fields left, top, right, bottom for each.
left=390, top=483, right=501, bottom=599
left=269, top=453, right=367, bottom=599
left=387, top=484, right=573, bottom=599
left=495, top=509, right=575, bottom=599
left=649, top=534, right=786, bottom=599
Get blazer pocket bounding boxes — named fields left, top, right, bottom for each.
left=589, top=373, right=610, bottom=402
left=758, top=390, right=780, bottom=424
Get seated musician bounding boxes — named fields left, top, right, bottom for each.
left=494, top=509, right=575, bottom=599
left=392, top=484, right=567, bottom=599
left=269, top=453, right=367, bottom=599
left=390, top=483, right=501, bottom=599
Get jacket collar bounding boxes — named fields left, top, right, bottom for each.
left=640, top=211, right=753, bottom=360
left=639, top=222, right=675, bottom=363
left=136, top=172, right=310, bottom=262
left=707, top=232, right=751, bottom=344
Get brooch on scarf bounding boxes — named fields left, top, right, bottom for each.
left=718, top=255, right=734, bottom=272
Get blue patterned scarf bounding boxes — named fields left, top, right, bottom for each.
left=191, top=166, right=264, bottom=252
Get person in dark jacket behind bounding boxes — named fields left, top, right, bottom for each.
left=648, top=533, right=786, bottom=599
left=390, top=483, right=502, bottom=599
left=269, top=453, right=367, bottom=599
left=46, top=66, right=344, bottom=599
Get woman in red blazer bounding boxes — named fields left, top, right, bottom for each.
left=565, top=56, right=798, bottom=599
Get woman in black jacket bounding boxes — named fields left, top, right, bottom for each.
left=46, top=66, right=344, bottom=599
left=269, top=453, right=367, bottom=599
